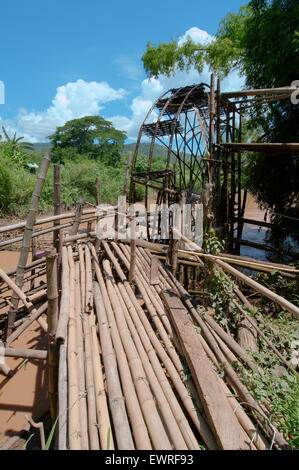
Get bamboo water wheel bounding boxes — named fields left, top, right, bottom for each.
left=129, top=81, right=231, bottom=242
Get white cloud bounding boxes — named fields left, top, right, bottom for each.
left=0, top=79, right=126, bottom=142
left=178, top=27, right=213, bottom=46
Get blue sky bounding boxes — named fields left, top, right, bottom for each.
left=0, top=0, right=246, bottom=142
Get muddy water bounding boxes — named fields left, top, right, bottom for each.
left=241, top=193, right=269, bottom=261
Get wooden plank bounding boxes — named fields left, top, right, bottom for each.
left=160, top=289, right=251, bottom=450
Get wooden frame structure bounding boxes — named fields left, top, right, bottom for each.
left=129, top=75, right=299, bottom=255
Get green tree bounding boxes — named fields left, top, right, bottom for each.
left=0, top=126, right=34, bottom=165
left=142, top=0, right=299, bottom=243
left=48, top=116, right=126, bottom=164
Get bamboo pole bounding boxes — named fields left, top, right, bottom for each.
left=84, top=244, right=93, bottom=312
left=46, top=249, right=59, bottom=423
left=53, top=165, right=61, bottom=253
left=67, top=247, right=82, bottom=450
left=93, top=281, right=135, bottom=450
left=74, top=263, right=89, bottom=450
left=82, top=310, right=100, bottom=449
left=6, top=153, right=51, bottom=340
left=70, top=200, right=84, bottom=236
left=214, top=258, right=299, bottom=318
left=89, top=309, right=115, bottom=450
left=6, top=302, right=48, bottom=346
left=57, top=340, right=68, bottom=450
left=3, top=347, right=47, bottom=359
left=55, top=247, right=70, bottom=344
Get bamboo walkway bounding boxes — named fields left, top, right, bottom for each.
left=50, top=238, right=292, bottom=450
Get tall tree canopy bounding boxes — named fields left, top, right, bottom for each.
left=142, top=0, right=299, bottom=242
left=49, top=116, right=126, bottom=164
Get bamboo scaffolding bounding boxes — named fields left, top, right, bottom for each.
left=6, top=153, right=51, bottom=340
left=93, top=281, right=135, bottom=450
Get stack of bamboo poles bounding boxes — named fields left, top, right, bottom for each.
left=55, top=239, right=292, bottom=450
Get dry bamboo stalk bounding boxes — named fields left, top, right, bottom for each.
left=97, top=242, right=216, bottom=449
left=70, top=200, right=84, bottom=236
left=67, top=247, right=82, bottom=450
left=0, top=207, right=98, bottom=235
left=91, top=256, right=150, bottom=450
left=78, top=244, right=86, bottom=313
left=4, top=257, right=46, bottom=278
left=55, top=247, right=69, bottom=344
left=122, top=244, right=173, bottom=336
left=57, top=340, right=68, bottom=450
left=93, top=281, right=135, bottom=450
left=114, top=281, right=192, bottom=450
left=0, top=363, right=13, bottom=377
left=84, top=244, right=93, bottom=312
left=53, top=165, right=61, bottom=253
left=213, top=259, right=299, bottom=318
left=89, top=310, right=115, bottom=450
left=3, top=347, right=47, bottom=359
left=129, top=219, right=136, bottom=284
left=46, top=250, right=58, bottom=339
left=102, top=259, right=172, bottom=450
left=6, top=153, right=51, bottom=339
left=74, top=262, right=89, bottom=450
left=82, top=310, right=100, bottom=449
left=109, top=242, right=182, bottom=373
left=6, top=302, right=48, bottom=346
left=46, top=249, right=59, bottom=423
left=37, top=315, right=48, bottom=332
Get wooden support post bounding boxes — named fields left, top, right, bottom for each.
left=5, top=153, right=51, bottom=342
left=46, top=249, right=59, bottom=423
left=53, top=165, right=61, bottom=253
left=70, top=200, right=84, bottom=236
